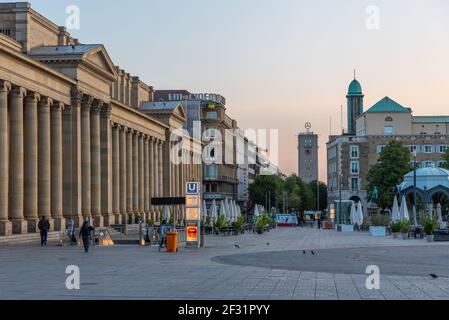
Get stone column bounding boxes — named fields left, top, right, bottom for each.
left=149, top=137, right=154, bottom=220
left=153, top=139, right=159, bottom=220
left=81, top=95, right=93, bottom=221
left=24, top=91, right=40, bottom=232
left=100, top=104, right=113, bottom=226
left=90, top=101, right=102, bottom=227
left=126, top=129, right=133, bottom=222
left=0, top=80, right=11, bottom=236
left=38, top=97, right=52, bottom=229
left=9, top=86, right=27, bottom=234
left=120, top=127, right=127, bottom=223
left=112, top=123, right=120, bottom=223
left=158, top=142, right=163, bottom=197
left=144, top=136, right=150, bottom=219
left=138, top=133, right=144, bottom=218
left=51, top=102, right=65, bottom=231
left=133, top=132, right=139, bottom=218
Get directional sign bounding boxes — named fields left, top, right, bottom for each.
left=186, top=182, right=200, bottom=195
left=186, top=207, right=200, bottom=220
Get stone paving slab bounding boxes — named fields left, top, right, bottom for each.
left=1, top=227, right=449, bottom=300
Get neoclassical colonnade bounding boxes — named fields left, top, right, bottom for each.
left=0, top=80, right=66, bottom=235
left=111, top=123, right=164, bottom=224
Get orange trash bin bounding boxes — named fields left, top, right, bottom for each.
left=166, top=232, right=178, bottom=252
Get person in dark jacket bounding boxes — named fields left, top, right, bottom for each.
left=38, top=216, right=51, bottom=246
left=79, top=219, right=94, bottom=253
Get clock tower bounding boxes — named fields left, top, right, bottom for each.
left=298, top=123, right=319, bottom=183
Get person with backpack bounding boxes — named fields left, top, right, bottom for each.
left=79, top=219, right=94, bottom=253
left=159, top=220, right=169, bottom=252
left=38, top=216, right=51, bottom=247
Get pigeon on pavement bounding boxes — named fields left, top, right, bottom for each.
left=234, top=244, right=240, bottom=249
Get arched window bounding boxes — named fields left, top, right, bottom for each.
left=385, top=116, right=393, bottom=122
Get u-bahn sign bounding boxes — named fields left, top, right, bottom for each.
left=186, top=182, right=201, bottom=248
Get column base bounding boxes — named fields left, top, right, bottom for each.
left=11, top=219, right=28, bottom=235
left=102, top=214, right=114, bottom=227
left=93, top=215, right=103, bottom=228
left=114, top=214, right=122, bottom=225
left=127, top=213, right=135, bottom=225
left=26, top=218, right=39, bottom=233
left=121, top=214, right=127, bottom=225
left=0, top=220, right=12, bottom=236
left=53, top=217, right=66, bottom=232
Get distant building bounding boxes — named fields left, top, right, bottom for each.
left=298, top=132, right=318, bottom=183
left=327, top=77, right=449, bottom=213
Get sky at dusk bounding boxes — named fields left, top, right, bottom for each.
left=19, top=0, right=449, bottom=181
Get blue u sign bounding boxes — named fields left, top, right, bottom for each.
left=186, top=182, right=199, bottom=195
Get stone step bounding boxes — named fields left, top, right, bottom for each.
left=0, top=231, right=63, bottom=245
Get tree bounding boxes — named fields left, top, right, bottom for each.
left=248, top=175, right=283, bottom=211
left=366, top=141, right=411, bottom=209
left=283, top=175, right=314, bottom=212
left=441, top=148, right=449, bottom=169
left=308, top=181, right=328, bottom=211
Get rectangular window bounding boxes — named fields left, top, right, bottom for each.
left=205, top=111, right=218, bottom=120
left=438, top=161, right=445, bottom=168
left=424, top=145, right=433, bottom=153
left=439, top=145, right=448, bottom=153
left=350, top=145, right=359, bottom=159
left=351, top=178, right=359, bottom=191
left=377, top=145, right=386, bottom=154
left=384, top=126, right=394, bottom=135
left=350, top=161, right=359, bottom=175
left=408, top=145, right=417, bottom=153
left=204, top=164, right=217, bottom=179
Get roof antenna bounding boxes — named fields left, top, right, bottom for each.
left=354, top=69, right=356, bottom=80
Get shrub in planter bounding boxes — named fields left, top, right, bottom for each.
left=422, top=215, right=438, bottom=242
left=232, top=215, right=245, bottom=234
left=400, top=220, right=411, bottom=239
left=146, top=218, right=154, bottom=227
left=391, top=221, right=402, bottom=238
left=255, top=213, right=270, bottom=234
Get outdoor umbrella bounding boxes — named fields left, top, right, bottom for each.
left=224, top=198, right=230, bottom=222
left=254, top=205, right=259, bottom=218
left=163, top=206, right=171, bottom=222
left=391, top=196, right=400, bottom=223
left=400, top=196, right=410, bottom=221
left=231, top=201, right=236, bottom=222
left=211, top=199, right=218, bottom=223
left=437, top=203, right=443, bottom=225
left=356, top=201, right=364, bottom=226
left=202, top=200, right=208, bottom=221
left=350, top=201, right=357, bottom=225
left=219, top=199, right=226, bottom=221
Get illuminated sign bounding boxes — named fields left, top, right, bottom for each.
left=186, top=195, right=200, bottom=207
left=186, top=226, right=198, bottom=242
left=186, top=208, right=200, bottom=220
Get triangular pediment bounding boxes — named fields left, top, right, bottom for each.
left=83, top=45, right=117, bottom=78
left=172, top=104, right=187, bottom=122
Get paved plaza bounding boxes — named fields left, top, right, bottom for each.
left=1, top=227, right=449, bottom=300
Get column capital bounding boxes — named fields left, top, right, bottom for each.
left=25, top=91, right=41, bottom=103
left=10, top=85, right=27, bottom=98
left=39, top=96, right=53, bottom=108
left=70, top=87, right=83, bottom=105
left=91, top=100, right=102, bottom=114
left=51, top=101, right=65, bottom=112
left=81, top=94, right=94, bottom=111
left=127, top=128, right=135, bottom=134
left=100, top=103, right=112, bottom=118
left=0, top=80, right=11, bottom=92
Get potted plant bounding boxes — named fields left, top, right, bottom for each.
left=391, top=221, right=401, bottom=239
left=423, top=216, right=438, bottom=242
left=146, top=218, right=154, bottom=227
left=400, top=220, right=411, bottom=240
left=369, top=214, right=389, bottom=237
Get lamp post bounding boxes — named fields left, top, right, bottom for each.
left=413, top=150, right=418, bottom=228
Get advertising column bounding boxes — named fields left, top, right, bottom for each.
left=185, top=182, right=201, bottom=248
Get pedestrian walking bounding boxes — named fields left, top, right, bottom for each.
left=79, top=219, right=94, bottom=253
left=159, top=220, right=169, bottom=252
left=317, top=212, right=322, bottom=229
left=38, top=216, right=51, bottom=246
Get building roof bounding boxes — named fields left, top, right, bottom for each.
left=140, top=101, right=182, bottom=111
left=398, top=167, right=449, bottom=192
left=366, top=96, right=411, bottom=113
left=347, top=79, right=363, bottom=95
left=28, top=44, right=101, bottom=57
left=412, top=116, right=449, bottom=124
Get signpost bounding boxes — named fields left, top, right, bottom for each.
left=186, top=182, right=201, bottom=248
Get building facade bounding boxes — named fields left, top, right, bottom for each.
left=327, top=77, right=449, bottom=213
left=0, top=3, right=201, bottom=236
left=298, top=132, right=319, bottom=183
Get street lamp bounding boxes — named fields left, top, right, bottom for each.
left=413, top=150, right=418, bottom=228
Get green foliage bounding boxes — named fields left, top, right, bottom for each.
left=421, top=215, right=438, bottom=235
left=248, top=175, right=283, bottom=210
left=369, top=214, right=390, bottom=227
left=232, top=215, right=246, bottom=232
left=308, top=180, right=328, bottom=211
left=146, top=218, right=154, bottom=226
left=168, top=216, right=174, bottom=225
left=442, top=148, right=449, bottom=169
left=255, top=213, right=271, bottom=232
left=215, top=214, right=227, bottom=229
left=205, top=216, right=211, bottom=227
left=367, top=141, right=412, bottom=209
left=391, top=221, right=402, bottom=233
left=400, top=220, right=412, bottom=234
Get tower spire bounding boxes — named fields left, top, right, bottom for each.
left=354, top=69, right=356, bottom=80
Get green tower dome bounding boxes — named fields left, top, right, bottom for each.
left=348, top=79, right=363, bottom=96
